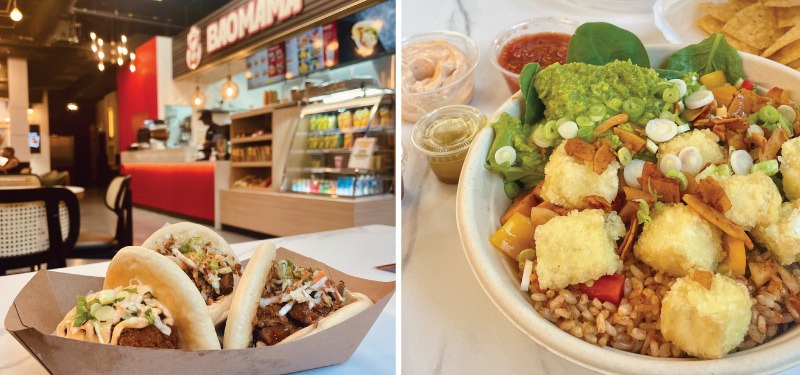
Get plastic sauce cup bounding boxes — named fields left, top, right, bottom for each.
left=412, top=105, right=486, bottom=184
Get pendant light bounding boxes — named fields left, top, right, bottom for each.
left=219, top=64, right=239, bottom=100
left=9, top=0, right=21, bottom=22
left=191, top=76, right=206, bottom=109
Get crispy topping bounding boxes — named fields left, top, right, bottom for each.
left=593, top=145, right=617, bottom=175
left=691, top=269, right=714, bottom=290
left=583, top=195, right=612, bottom=212
left=682, top=194, right=753, bottom=249
left=697, top=177, right=732, bottom=213
left=565, top=138, right=596, bottom=162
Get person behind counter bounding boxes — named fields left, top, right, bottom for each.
left=199, top=110, right=230, bottom=160
left=0, top=147, right=22, bottom=174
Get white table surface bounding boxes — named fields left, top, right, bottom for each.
left=400, top=1, right=800, bottom=374
left=0, top=224, right=396, bottom=374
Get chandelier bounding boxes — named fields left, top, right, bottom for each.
left=91, top=32, right=136, bottom=72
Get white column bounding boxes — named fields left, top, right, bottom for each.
left=7, top=57, right=30, bottom=162
left=29, top=91, right=50, bottom=174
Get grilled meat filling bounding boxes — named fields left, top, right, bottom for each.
left=117, top=324, right=179, bottom=349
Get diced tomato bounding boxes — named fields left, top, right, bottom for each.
left=578, top=274, right=625, bottom=306
left=740, top=80, right=754, bottom=90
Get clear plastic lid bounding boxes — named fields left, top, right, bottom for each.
left=411, top=105, right=486, bottom=157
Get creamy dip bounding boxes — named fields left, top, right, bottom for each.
left=402, top=40, right=470, bottom=94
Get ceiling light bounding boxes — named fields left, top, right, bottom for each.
left=66, top=103, right=78, bottom=111
left=90, top=31, right=96, bottom=40
left=220, top=75, right=239, bottom=100
left=121, top=34, right=127, bottom=43
left=9, top=0, right=21, bottom=22
left=98, top=51, right=104, bottom=60
left=98, top=38, right=103, bottom=47
left=117, top=57, right=123, bottom=66
left=130, top=52, right=135, bottom=60
left=98, top=62, right=105, bottom=71
left=27, top=107, right=33, bottom=115
left=191, top=86, right=206, bottom=109
left=91, top=43, right=97, bottom=52
left=129, top=64, right=136, bottom=73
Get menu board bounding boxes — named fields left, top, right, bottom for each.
left=245, top=0, right=395, bottom=89
left=284, top=23, right=338, bottom=79
left=246, top=42, right=286, bottom=89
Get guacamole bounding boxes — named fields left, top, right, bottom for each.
left=486, top=112, right=546, bottom=191
left=534, top=60, right=665, bottom=123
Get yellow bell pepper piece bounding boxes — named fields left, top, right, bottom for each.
left=711, top=85, right=738, bottom=108
left=721, top=234, right=746, bottom=276
left=490, top=212, right=535, bottom=259
left=699, top=70, right=727, bottom=90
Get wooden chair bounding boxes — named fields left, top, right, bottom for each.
left=0, top=187, right=80, bottom=275
left=0, top=174, right=42, bottom=188
left=70, top=175, right=132, bottom=258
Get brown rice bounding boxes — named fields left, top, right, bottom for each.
left=521, top=248, right=800, bottom=358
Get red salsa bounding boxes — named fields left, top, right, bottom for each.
left=498, top=33, right=571, bottom=74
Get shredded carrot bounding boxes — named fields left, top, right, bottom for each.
left=312, top=270, right=326, bottom=284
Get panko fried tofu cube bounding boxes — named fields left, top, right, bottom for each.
left=535, top=210, right=624, bottom=290
left=657, top=129, right=725, bottom=165
left=633, top=204, right=723, bottom=276
left=718, top=173, right=781, bottom=230
left=751, top=200, right=800, bottom=265
left=661, top=273, right=752, bottom=359
left=780, top=138, right=800, bottom=201
left=540, top=142, right=619, bottom=209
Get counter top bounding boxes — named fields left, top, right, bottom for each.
left=400, top=1, right=800, bottom=374
left=1, top=225, right=396, bottom=374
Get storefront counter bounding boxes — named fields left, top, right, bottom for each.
left=121, top=149, right=230, bottom=223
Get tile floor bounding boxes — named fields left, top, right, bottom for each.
left=8, top=187, right=262, bottom=273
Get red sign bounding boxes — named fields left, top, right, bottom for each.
left=186, top=0, right=304, bottom=70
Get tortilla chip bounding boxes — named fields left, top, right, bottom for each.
left=696, top=15, right=726, bottom=35
left=787, top=57, right=800, bottom=69
left=762, top=24, right=800, bottom=57
left=770, top=39, right=800, bottom=64
left=700, top=0, right=757, bottom=22
left=777, top=6, right=800, bottom=28
left=722, top=3, right=781, bottom=49
left=726, top=35, right=762, bottom=55
left=765, top=0, right=800, bottom=7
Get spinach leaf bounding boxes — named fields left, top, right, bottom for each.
left=519, top=63, right=544, bottom=126
left=664, top=33, right=743, bottom=84
left=655, top=68, right=685, bottom=80
left=566, top=22, right=650, bottom=68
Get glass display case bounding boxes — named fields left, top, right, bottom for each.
left=281, top=91, right=395, bottom=197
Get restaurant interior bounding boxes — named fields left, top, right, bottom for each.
left=0, top=0, right=396, bottom=275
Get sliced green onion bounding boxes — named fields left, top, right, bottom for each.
left=494, top=145, right=517, bottom=165
left=543, top=120, right=559, bottom=141
left=751, top=159, right=779, bottom=176
left=576, top=126, right=595, bottom=142
left=663, top=86, right=681, bottom=103
left=669, top=78, right=688, bottom=97
left=646, top=139, right=658, bottom=154
left=649, top=82, right=672, bottom=97
left=576, top=115, right=594, bottom=128
left=532, top=126, right=553, bottom=148
left=716, top=164, right=732, bottom=177
left=517, top=248, right=535, bottom=263
left=589, top=104, right=607, bottom=121
left=747, top=113, right=760, bottom=125
left=634, top=198, right=652, bottom=225
left=504, top=180, right=521, bottom=199
left=778, top=117, right=794, bottom=137
left=605, top=98, right=622, bottom=113
left=759, top=105, right=780, bottom=123
left=685, top=90, right=714, bottom=109
left=558, top=121, right=579, bottom=139
left=695, top=164, right=717, bottom=182
left=659, top=111, right=673, bottom=119
left=734, top=77, right=744, bottom=89
left=623, top=97, right=645, bottom=119
left=144, top=308, right=156, bottom=324
left=778, top=104, right=796, bottom=123
left=677, top=124, right=691, bottom=133
left=618, top=147, right=633, bottom=166
left=666, top=170, right=688, bottom=190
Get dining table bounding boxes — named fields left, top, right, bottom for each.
left=0, top=224, right=396, bottom=374
left=400, top=1, right=800, bottom=374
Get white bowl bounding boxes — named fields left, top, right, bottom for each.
left=456, top=44, right=800, bottom=374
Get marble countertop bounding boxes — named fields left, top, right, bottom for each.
left=400, top=1, right=800, bottom=374
left=0, top=225, right=396, bottom=374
